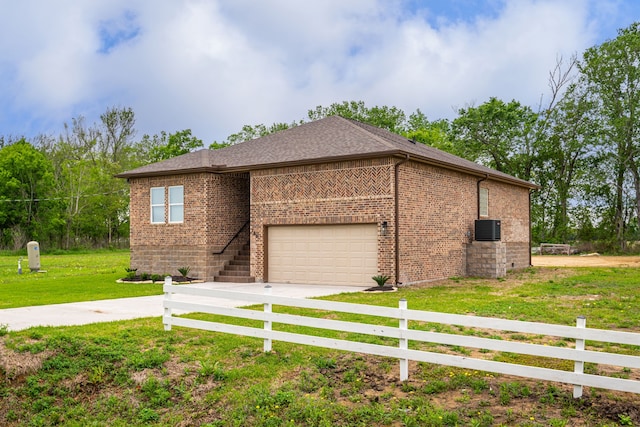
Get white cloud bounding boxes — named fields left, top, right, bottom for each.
left=0, top=0, right=631, bottom=143
left=334, top=0, right=596, bottom=118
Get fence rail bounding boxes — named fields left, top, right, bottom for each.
left=540, top=243, right=572, bottom=255
left=163, top=282, right=640, bottom=398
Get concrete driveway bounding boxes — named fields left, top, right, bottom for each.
left=1, top=282, right=367, bottom=332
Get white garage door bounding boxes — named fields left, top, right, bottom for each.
left=268, top=224, right=378, bottom=286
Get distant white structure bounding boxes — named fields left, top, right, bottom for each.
left=27, top=241, right=41, bottom=272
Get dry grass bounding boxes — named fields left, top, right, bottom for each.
left=532, top=254, right=640, bottom=267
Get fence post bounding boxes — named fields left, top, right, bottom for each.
left=163, top=276, right=172, bottom=331
left=264, top=285, right=272, bottom=352
left=399, top=298, right=408, bottom=381
left=573, top=316, right=586, bottom=398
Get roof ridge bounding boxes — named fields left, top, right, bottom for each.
left=336, top=116, right=399, bottom=150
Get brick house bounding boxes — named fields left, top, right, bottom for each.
left=117, top=116, right=536, bottom=285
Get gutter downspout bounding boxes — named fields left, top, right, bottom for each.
left=394, top=155, right=410, bottom=285
left=477, top=174, right=488, bottom=219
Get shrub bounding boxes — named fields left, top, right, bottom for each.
left=125, top=267, right=137, bottom=280
left=177, top=266, right=191, bottom=278
left=372, top=275, right=390, bottom=287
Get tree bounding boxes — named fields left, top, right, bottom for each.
left=0, top=135, right=24, bottom=149
left=99, top=106, right=136, bottom=163
left=536, top=82, right=597, bottom=242
left=307, top=100, right=407, bottom=133
left=405, top=109, right=454, bottom=152
left=96, top=107, right=136, bottom=246
left=48, top=119, right=108, bottom=248
left=214, top=101, right=414, bottom=148
left=578, top=22, right=640, bottom=248
left=530, top=55, right=588, bottom=243
left=218, top=122, right=298, bottom=146
left=39, top=108, right=137, bottom=249
left=451, top=98, right=539, bottom=181
left=143, top=129, right=204, bottom=163
left=0, top=140, right=58, bottom=249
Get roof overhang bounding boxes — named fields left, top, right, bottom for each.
left=116, top=151, right=539, bottom=190
left=399, top=154, right=539, bottom=190
left=115, top=165, right=228, bottom=179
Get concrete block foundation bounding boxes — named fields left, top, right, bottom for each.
left=466, top=241, right=507, bottom=278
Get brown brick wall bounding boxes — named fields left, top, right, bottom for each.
left=484, top=180, right=531, bottom=270
left=397, top=161, right=531, bottom=283
left=484, top=180, right=530, bottom=241
left=397, top=161, right=477, bottom=283
left=250, top=158, right=396, bottom=282
left=129, top=173, right=249, bottom=280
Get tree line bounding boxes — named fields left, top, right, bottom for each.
left=1, top=22, right=639, bottom=251
left=0, top=108, right=204, bottom=250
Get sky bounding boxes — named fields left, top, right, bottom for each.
left=1, top=0, right=639, bottom=145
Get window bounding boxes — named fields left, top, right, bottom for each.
left=150, top=187, right=165, bottom=223
left=479, top=187, right=489, bottom=217
left=168, top=186, right=184, bottom=223
left=151, top=185, right=184, bottom=224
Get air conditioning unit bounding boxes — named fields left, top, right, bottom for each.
left=475, top=219, right=501, bottom=241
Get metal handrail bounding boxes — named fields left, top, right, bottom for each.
left=212, top=220, right=250, bottom=254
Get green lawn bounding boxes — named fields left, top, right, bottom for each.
left=1, top=254, right=639, bottom=426
left=324, top=267, right=640, bottom=330
left=0, top=250, right=163, bottom=309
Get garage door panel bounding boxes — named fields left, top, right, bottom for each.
left=349, top=258, right=364, bottom=268
left=307, top=272, right=323, bottom=282
left=308, top=257, right=323, bottom=267
left=319, top=241, right=333, bottom=251
left=268, top=224, right=378, bottom=286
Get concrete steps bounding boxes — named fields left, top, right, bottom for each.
left=214, top=244, right=255, bottom=283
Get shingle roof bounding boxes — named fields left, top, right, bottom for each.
left=116, top=116, right=536, bottom=188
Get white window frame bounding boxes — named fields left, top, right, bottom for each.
left=479, top=187, right=489, bottom=217
left=168, top=185, right=184, bottom=224
left=150, top=187, right=165, bottom=224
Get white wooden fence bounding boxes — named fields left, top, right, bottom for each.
left=163, top=283, right=640, bottom=398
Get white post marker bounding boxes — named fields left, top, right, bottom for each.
left=264, top=285, right=272, bottom=352
left=164, top=276, right=173, bottom=331
left=399, top=298, right=408, bottom=381
left=573, top=316, right=586, bottom=398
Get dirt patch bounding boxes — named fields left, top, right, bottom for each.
left=289, top=354, right=640, bottom=426
left=532, top=255, right=640, bottom=267
left=0, top=339, right=52, bottom=380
